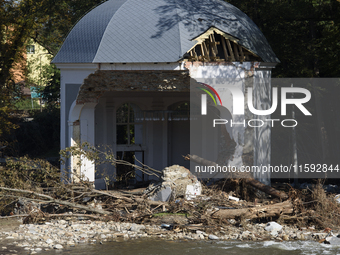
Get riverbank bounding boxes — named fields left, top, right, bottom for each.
left=0, top=217, right=331, bottom=254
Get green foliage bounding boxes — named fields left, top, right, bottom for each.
left=33, top=0, right=107, bottom=55
left=0, top=0, right=105, bottom=137
left=6, top=107, right=60, bottom=158
left=0, top=156, right=61, bottom=190
left=14, top=98, right=40, bottom=111
left=227, top=0, right=340, bottom=78
left=40, top=64, right=60, bottom=105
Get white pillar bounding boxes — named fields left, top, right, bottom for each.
left=79, top=103, right=97, bottom=182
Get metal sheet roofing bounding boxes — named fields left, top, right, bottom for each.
left=52, top=0, right=279, bottom=64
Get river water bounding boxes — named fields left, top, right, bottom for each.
left=41, top=239, right=340, bottom=255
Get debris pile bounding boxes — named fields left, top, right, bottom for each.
left=1, top=158, right=340, bottom=249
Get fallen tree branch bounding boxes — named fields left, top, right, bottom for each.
left=91, top=190, right=134, bottom=203
left=92, top=189, right=168, bottom=207
left=0, top=187, right=111, bottom=215
left=186, top=154, right=289, bottom=200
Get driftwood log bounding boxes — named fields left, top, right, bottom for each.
left=211, top=200, right=293, bottom=219
left=187, top=154, right=289, bottom=200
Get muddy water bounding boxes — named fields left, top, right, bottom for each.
left=41, top=239, right=339, bottom=255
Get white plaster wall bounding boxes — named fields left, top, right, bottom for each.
left=187, top=62, right=274, bottom=184
left=58, top=64, right=97, bottom=152
left=57, top=64, right=97, bottom=182
left=188, top=63, right=248, bottom=170
left=253, top=67, right=273, bottom=186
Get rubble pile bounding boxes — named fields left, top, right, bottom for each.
left=145, top=165, right=202, bottom=202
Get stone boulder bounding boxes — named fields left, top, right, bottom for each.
left=147, top=165, right=202, bottom=201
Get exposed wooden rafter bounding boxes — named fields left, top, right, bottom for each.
left=185, top=27, right=262, bottom=62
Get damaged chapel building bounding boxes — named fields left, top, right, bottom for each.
left=52, top=0, right=279, bottom=188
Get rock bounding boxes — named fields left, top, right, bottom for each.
left=325, top=236, right=340, bottom=245
left=228, top=219, right=236, bottom=224
left=130, top=224, right=145, bottom=232
left=312, top=233, right=326, bottom=240
left=241, top=231, right=251, bottom=238
left=282, top=235, right=289, bottom=241
left=335, top=194, right=340, bottom=203
left=54, top=244, right=63, bottom=249
left=208, top=234, right=219, bottom=240
left=11, top=233, right=19, bottom=238
left=46, top=239, right=53, bottom=244
left=196, top=230, right=206, bottom=236
left=265, top=222, right=283, bottom=233
left=146, top=165, right=202, bottom=200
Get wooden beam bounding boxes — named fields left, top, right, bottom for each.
left=202, top=42, right=210, bottom=61
left=193, top=48, right=198, bottom=61
left=209, top=37, right=217, bottom=60
left=226, top=39, right=235, bottom=61
left=221, top=36, right=229, bottom=61
left=233, top=42, right=239, bottom=61
left=200, top=43, right=205, bottom=60
left=238, top=45, right=245, bottom=62
left=210, top=34, right=218, bottom=57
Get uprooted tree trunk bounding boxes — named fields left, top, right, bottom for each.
left=211, top=200, right=293, bottom=220
left=186, top=154, right=289, bottom=200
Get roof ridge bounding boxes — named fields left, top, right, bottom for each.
left=92, top=0, right=130, bottom=63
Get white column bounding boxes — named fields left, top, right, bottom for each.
left=79, top=103, right=97, bottom=182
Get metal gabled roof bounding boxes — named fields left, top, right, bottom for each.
left=52, top=0, right=279, bottom=64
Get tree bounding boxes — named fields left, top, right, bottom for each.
left=227, top=0, right=340, bottom=77
left=0, top=0, right=106, bottom=136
